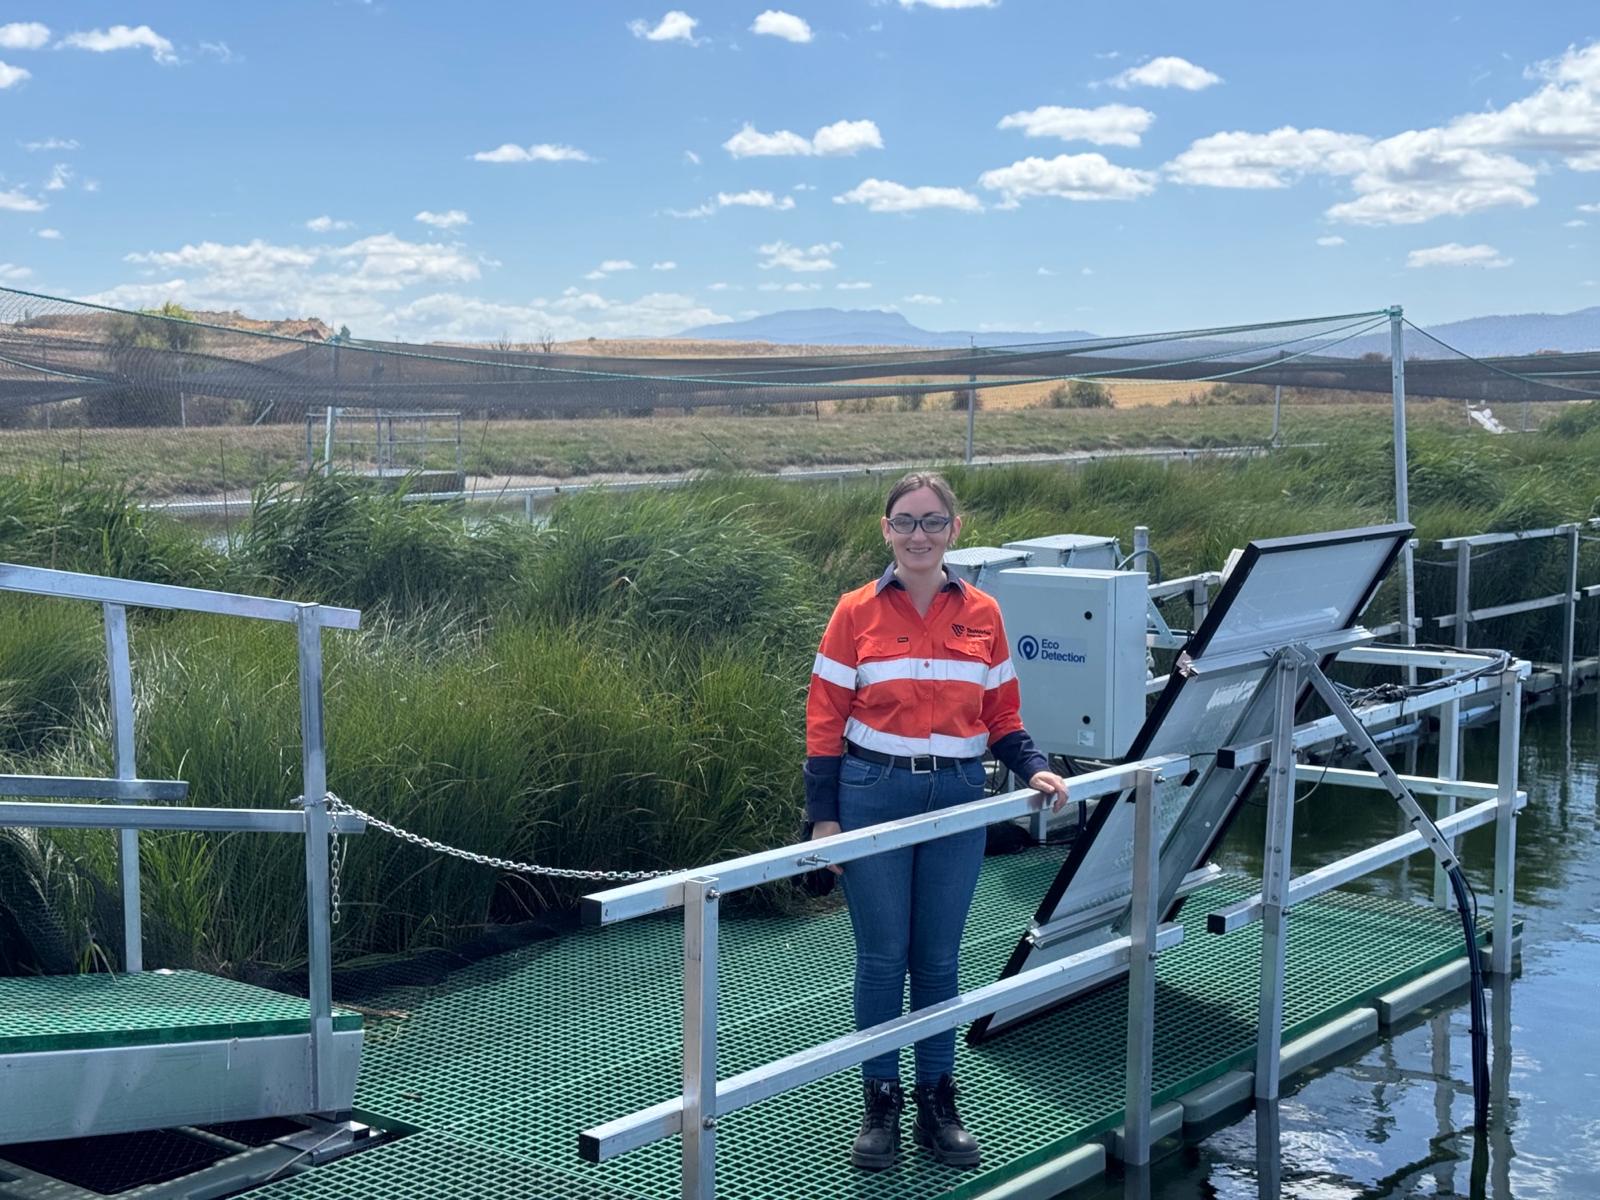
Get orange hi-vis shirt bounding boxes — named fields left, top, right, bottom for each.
left=804, top=565, right=1046, bottom=822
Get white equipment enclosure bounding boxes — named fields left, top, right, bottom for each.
left=970, top=524, right=1411, bottom=1041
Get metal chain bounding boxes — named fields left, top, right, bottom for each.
left=311, top=792, right=674, bottom=882
left=328, top=821, right=345, bottom=925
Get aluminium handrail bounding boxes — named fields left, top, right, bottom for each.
left=0, top=561, right=362, bottom=1115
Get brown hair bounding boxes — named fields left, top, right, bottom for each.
left=884, top=471, right=958, bottom=518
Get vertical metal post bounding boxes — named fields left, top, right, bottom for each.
left=103, top=603, right=142, bottom=974
left=1122, top=767, right=1161, bottom=1166
left=1490, top=669, right=1521, bottom=975
left=296, top=606, right=337, bottom=1110
left=1389, top=307, right=1416, bottom=651
left=1271, top=351, right=1284, bottom=445
left=1191, top=576, right=1209, bottom=632
left=1255, top=655, right=1301, bottom=1099
left=1562, top=524, right=1579, bottom=690
left=1434, top=671, right=1460, bottom=911
left=682, top=877, right=720, bottom=1200
left=1132, top=525, right=1150, bottom=566
left=1452, top=542, right=1471, bottom=652
left=322, top=407, right=338, bottom=477
left=964, top=338, right=977, bottom=465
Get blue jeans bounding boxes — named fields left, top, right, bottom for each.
left=837, top=754, right=987, bottom=1084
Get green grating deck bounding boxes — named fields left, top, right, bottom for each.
left=0, top=970, right=362, bottom=1055
left=241, top=849, right=1480, bottom=1200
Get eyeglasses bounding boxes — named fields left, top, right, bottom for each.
left=886, top=513, right=952, bottom=535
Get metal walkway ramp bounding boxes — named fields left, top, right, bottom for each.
left=0, top=972, right=363, bottom=1142
left=236, top=857, right=1483, bottom=1200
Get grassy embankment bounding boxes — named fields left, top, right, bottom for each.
left=0, top=404, right=1597, bottom=979
left=0, top=397, right=1507, bottom=498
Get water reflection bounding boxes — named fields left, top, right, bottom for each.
left=1081, top=692, right=1600, bottom=1199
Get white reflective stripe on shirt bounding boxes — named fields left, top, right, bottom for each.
left=845, top=717, right=989, bottom=759
left=984, top=658, right=1016, bottom=690
left=812, top=652, right=857, bottom=690
left=856, top=656, right=989, bottom=688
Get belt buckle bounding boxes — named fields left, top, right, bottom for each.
left=909, top=754, right=935, bottom=774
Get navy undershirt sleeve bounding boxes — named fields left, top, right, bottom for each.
left=804, top=755, right=842, bottom=824
left=990, top=730, right=1048, bottom=783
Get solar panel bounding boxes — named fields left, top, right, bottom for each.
left=969, top=523, right=1412, bottom=1041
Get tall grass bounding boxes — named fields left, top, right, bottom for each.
left=0, top=424, right=1596, bottom=974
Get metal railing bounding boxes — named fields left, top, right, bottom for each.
left=579, top=636, right=1524, bottom=1198
left=1434, top=518, right=1600, bottom=688
left=0, top=562, right=364, bottom=1112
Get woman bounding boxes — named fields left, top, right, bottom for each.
left=805, top=471, right=1069, bottom=1171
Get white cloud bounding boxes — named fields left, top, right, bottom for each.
left=1165, top=40, right=1600, bottom=225
left=415, top=209, right=471, bottom=229
left=1405, top=242, right=1512, bottom=269
left=758, top=239, right=840, bottom=271
left=306, top=215, right=353, bottom=233
left=471, top=142, right=592, bottom=163
left=0, top=188, right=45, bottom=212
left=758, top=281, right=822, bottom=292
left=584, top=259, right=638, bottom=279
left=82, top=179, right=99, bottom=192
left=1565, top=218, right=1587, bottom=227
left=652, top=261, right=677, bottom=270
left=44, top=163, right=72, bottom=191
left=377, top=290, right=730, bottom=342
left=198, top=41, right=235, bottom=63
left=979, top=153, right=1157, bottom=205
left=628, top=11, right=700, bottom=43
left=1580, top=202, right=1600, bottom=213
left=998, top=104, right=1154, bottom=147
left=0, top=61, right=30, bottom=89
left=60, top=25, right=177, bottom=65
left=707, top=281, right=735, bottom=291
left=1166, top=127, right=1372, bottom=188
left=751, top=10, right=812, bottom=42
left=898, top=0, right=998, bottom=8
left=901, top=293, right=943, bottom=304
left=1110, top=55, right=1221, bottom=91
left=684, top=149, right=701, bottom=165
left=1081, top=267, right=1093, bottom=276
left=722, top=189, right=796, bottom=210
left=1316, top=235, right=1346, bottom=246
left=812, top=119, right=885, bottom=156
left=21, top=137, right=77, bottom=152
left=36, top=227, right=61, bottom=239
left=837, top=281, right=872, bottom=290
left=723, top=119, right=883, bottom=157
left=0, top=263, right=32, bottom=282
left=100, top=234, right=487, bottom=326
left=0, top=22, right=50, bottom=50
left=669, top=189, right=798, bottom=218
left=834, top=178, right=982, bottom=212
left=1037, top=266, right=1055, bottom=276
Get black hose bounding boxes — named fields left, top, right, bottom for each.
left=1447, top=864, right=1490, bottom=1130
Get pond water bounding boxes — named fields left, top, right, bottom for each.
left=1077, top=691, right=1600, bottom=1199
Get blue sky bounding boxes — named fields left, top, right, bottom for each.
left=2, top=2, right=1598, bottom=341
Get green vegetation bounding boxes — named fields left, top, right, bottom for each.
left=0, top=413, right=1596, bottom=979
left=0, top=399, right=1507, bottom=499
left=1039, top=380, right=1114, bottom=409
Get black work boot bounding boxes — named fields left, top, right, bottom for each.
left=850, top=1078, right=903, bottom=1170
left=913, top=1074, right=981, bottom=1167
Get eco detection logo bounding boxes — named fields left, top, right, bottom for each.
left=1017, top=635, right=1087, bottom=665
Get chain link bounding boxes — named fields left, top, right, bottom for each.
left=310, top=792, right=674, bottom=884
left=328, top=820, right=345, bottom=925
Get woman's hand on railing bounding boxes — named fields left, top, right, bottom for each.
left=809, top=820, right=845, bottom=874
left=1028, top=771, right=1071, bottom=813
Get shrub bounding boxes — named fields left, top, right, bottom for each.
left=1040, top=380, right=1114, bottom=409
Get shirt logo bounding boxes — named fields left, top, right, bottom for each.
left=951, top=623, right=992, bottom=638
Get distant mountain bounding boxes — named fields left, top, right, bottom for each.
left=676, top=308, right=1095, bottom=348
left=679, top=305, right=1600, bottom=358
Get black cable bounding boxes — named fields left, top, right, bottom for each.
left=1448, top=864, right=1491, bottom=1130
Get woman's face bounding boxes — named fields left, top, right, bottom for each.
left=882, top=485, right=961, bottom=574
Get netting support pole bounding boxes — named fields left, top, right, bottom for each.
left=1388, top=305, right=1414, bottom=691
left=964, top=338, right=977, bottom=465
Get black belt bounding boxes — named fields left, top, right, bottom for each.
left=846, top=742, right=983, bottom=774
